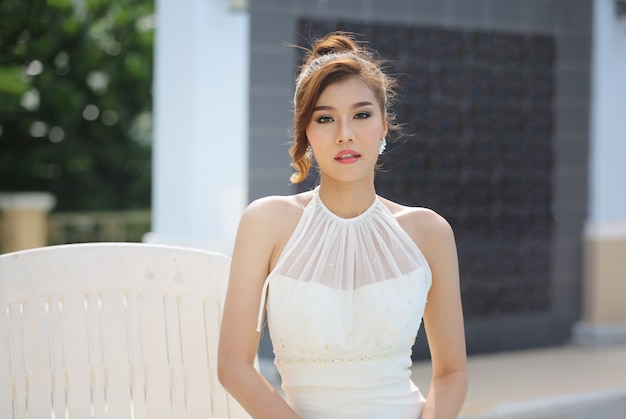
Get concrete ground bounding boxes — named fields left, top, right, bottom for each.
left=411, top=342, right=626, bottom=419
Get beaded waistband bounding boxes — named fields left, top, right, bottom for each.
left=275, top=349, right=411, bottom=365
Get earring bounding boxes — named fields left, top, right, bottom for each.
left=378, top=138, right=387, bottom=155
left=305, top=145, right=313, bottom=159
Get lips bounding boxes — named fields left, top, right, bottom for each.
left=335, top=149, right=361, bottom=163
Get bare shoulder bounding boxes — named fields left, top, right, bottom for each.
left=242, top=191, right=313, bottom=226
left=239, top=191, right=314, bottom=269
left=379, top=197, right=456, bottom=253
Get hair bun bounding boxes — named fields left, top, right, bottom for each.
left=310, top=32, right=360, bottom=58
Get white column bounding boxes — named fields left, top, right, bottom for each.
left=146, top=0, right=249, bottom=254
left=588, top=0, right=626, bottom=224
left=575, top=0, right=626, bottom=345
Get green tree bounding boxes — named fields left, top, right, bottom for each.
left=0, top=0, right=154, bottom=211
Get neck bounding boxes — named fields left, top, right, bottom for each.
left=317, top=179, right=377, bottom=218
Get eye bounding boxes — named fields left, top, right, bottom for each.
left=316, top=115, right=334, bottom=123
left=354, top=112, right=371, bottom=119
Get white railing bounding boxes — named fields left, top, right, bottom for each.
left=0, top=210, right=151, bottom=253
left=47, top=210, right=151, bottom=245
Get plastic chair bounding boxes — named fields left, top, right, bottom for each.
left=0, top=242, right=251, bottom=419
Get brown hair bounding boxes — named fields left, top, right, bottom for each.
left=289, top=32, right=399, bottom=183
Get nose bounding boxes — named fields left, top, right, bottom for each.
left=336, top=118, right=354, bottom=144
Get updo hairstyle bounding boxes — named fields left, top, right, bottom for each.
left=289, top=32, right=399, bottom=183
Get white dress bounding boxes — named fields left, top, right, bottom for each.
left=257, top=188, right=432, bottom=419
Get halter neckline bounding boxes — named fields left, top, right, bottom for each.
left=313, top=186, right=379, bottom=222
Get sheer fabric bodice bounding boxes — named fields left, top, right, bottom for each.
left=257, top=188, right=432, bottom=418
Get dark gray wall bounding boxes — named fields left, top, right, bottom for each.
left=248, top=0, right=591, bottom=358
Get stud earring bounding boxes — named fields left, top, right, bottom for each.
left=378, top=138, right=387, bottom=155
left=305, top=145, right=313, bottom=159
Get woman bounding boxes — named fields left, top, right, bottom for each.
left=218, top=32, right=468, bottom=419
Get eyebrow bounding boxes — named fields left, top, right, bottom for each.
left=312, top=101, right=375, bottom=112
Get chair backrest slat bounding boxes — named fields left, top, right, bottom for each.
left=179, top=294, right=212, bottom=416
left=164, top=293, right=186, bottom=418
left=48, top=295, right=67, bottom=419
left=100, top=292, right=132, bottom=417
left=140, top=290, right=174, bottom=418
left=24, top=299, right=54, bottom=418
left=126, top=292, right=147, bottom=419
left=86, top=293, right=106, bottom=417
left=62, top=294, right=94, bottom=417
left=6, top=303, right=25, bottom=418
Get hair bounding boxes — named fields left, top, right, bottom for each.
left=289, top=32, right=399, bottom=183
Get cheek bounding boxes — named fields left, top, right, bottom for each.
left=305, top=124, right=324, bottom=145
left=360, top=120, right=385, bottom=139
left=376, top=122, right=387, bottom=138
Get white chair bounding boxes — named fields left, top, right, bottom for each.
left=0, top=242, right=251, bottom=419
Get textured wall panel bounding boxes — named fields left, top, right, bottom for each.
left=295, top=19, right=555, bottom=318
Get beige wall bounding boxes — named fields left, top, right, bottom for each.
left=583, top=225, right=626, bottom=324
left=0, top=192, right=56, bottom=253
left=0, top=210, right=50, bottom=253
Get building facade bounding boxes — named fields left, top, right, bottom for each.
left=151, top=0, right=626, bottom=359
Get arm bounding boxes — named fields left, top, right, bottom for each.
left=415, top=211, right=468, bottom=419
left=217, top=200, right=300, bottom=419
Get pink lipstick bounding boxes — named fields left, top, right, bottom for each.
left=334, top=149, right=361, bottom=164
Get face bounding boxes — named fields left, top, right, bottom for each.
left=305, top=76, right=387, bottom=185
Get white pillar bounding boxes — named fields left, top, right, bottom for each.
left=575, top=0, right=626, bottom=345
left=146, top=0, right=249, bottom=254
left=588, top=0, right=626, bottom=223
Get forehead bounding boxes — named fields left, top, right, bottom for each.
left=316, top=76, right=378, bottom=106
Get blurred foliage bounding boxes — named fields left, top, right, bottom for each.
left=0, top=0, right=154, bottom=210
